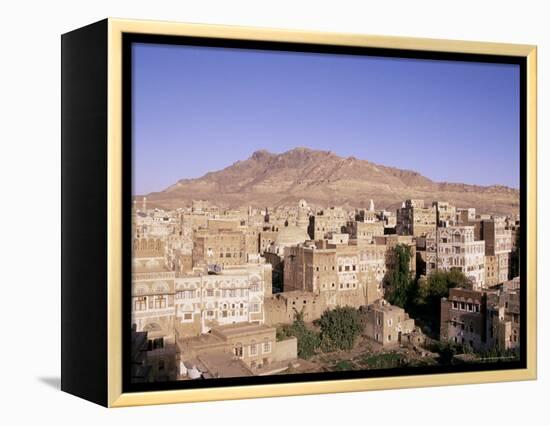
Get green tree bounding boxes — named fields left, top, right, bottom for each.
left=428, top=340, right=468, bottom=365
left=420, top=269, right=470, bottom=307
left=277, top=309, right=321, bottom=359
left=412, top=269, right=470, bottom=334
left=316, top=306, right=362, bottom=352
left=383, top=244, right=415, bottom=309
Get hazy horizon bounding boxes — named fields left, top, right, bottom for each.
left=132, top=43, right=520, bottom=195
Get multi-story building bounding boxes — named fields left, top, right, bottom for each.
left=259, top=229, right=278, bottom=254
left=192, top=226, right=246, bottom=268
left=345, top=220, right=385, bottom=244
left=380, top=210, right=397, bottom=230
left=440, top=288, right=487, bottom=351
left=364, top=299, right=415, bottom=346
left=485, top=255, right=499, bottom=287
left=396, top=199, right=437, bottom=237
left=131, top=237, right=178, bottom=381
left=441, top=284, right=520, bottom=353
left=283, top=239, right=386, bottom=310
left=432, top=201, right=457, bottom=227
left=482, top=218, right=512, bottom=285
left=309, top=206, right=349, bottom=240
left=457, top=207, right=476, bottom=224
left=426, top=226, right=486, bottom=289
left=486, top=283, right=520, bottom=352
left=174, top=262, right=272, bottom=337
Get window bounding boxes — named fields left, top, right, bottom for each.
left=250, top=303, right=260, bottom=313
left=387, top=334, right=392, bottom=342
left=183, top=312, right=192, bottom=320
left=158, top=360, right=165, bottom=371
left=181, top=290, right=194, bottom=299
left=155, top=296, right=166, bottom=309
left=234, top=345, right=243, bottom=358
left=206, top=289, right=214, bottom=297
left=207, top=310, right=214, bottom=317
left=250, top=342, right=258, bottom=356
left=263, top=341, right=271, bottom=353
left=134, top=296, right=147, bottom=311
left=148, top=337, right=164, bottom=351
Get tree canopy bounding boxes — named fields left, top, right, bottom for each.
left=383, top=244, right=415, bottom=309
left=276, top=309, right=320, bottom=359
left=417, top=269, right=470, bottom=308
left=316, top=306, right=362, bottom=352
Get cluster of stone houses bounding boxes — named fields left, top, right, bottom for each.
left=130, top=197, right=520, bottom=382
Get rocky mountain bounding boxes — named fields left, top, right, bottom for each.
left=143, top=147, right=519, bottom=215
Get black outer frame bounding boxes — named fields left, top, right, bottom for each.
left=121, top=33, right=528, bottom=394
left=61, top=19, right=109, bottom=406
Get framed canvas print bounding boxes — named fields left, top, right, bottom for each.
left=61, top=18, right=537, bottom=407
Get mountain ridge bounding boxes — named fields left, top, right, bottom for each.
left=143, top=147, right=519, bottom=215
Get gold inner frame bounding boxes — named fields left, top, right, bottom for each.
left=106, top=18, right=537, bottom=407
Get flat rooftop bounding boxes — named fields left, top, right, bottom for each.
left=198, top=351, right=253, bottom=378
left=212, top=322, right=274, bottom=339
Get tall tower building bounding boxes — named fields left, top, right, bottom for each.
left=297, top=199, right=309, bottom=232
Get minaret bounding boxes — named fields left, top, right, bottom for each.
left=297, top=199, right=309, bottom=232
left=142, top=196, right=147, bottom=212
left=369, top=199, right=375, bottom=212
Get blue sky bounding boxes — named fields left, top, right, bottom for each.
left=132, top=43, right=520, bottom=195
